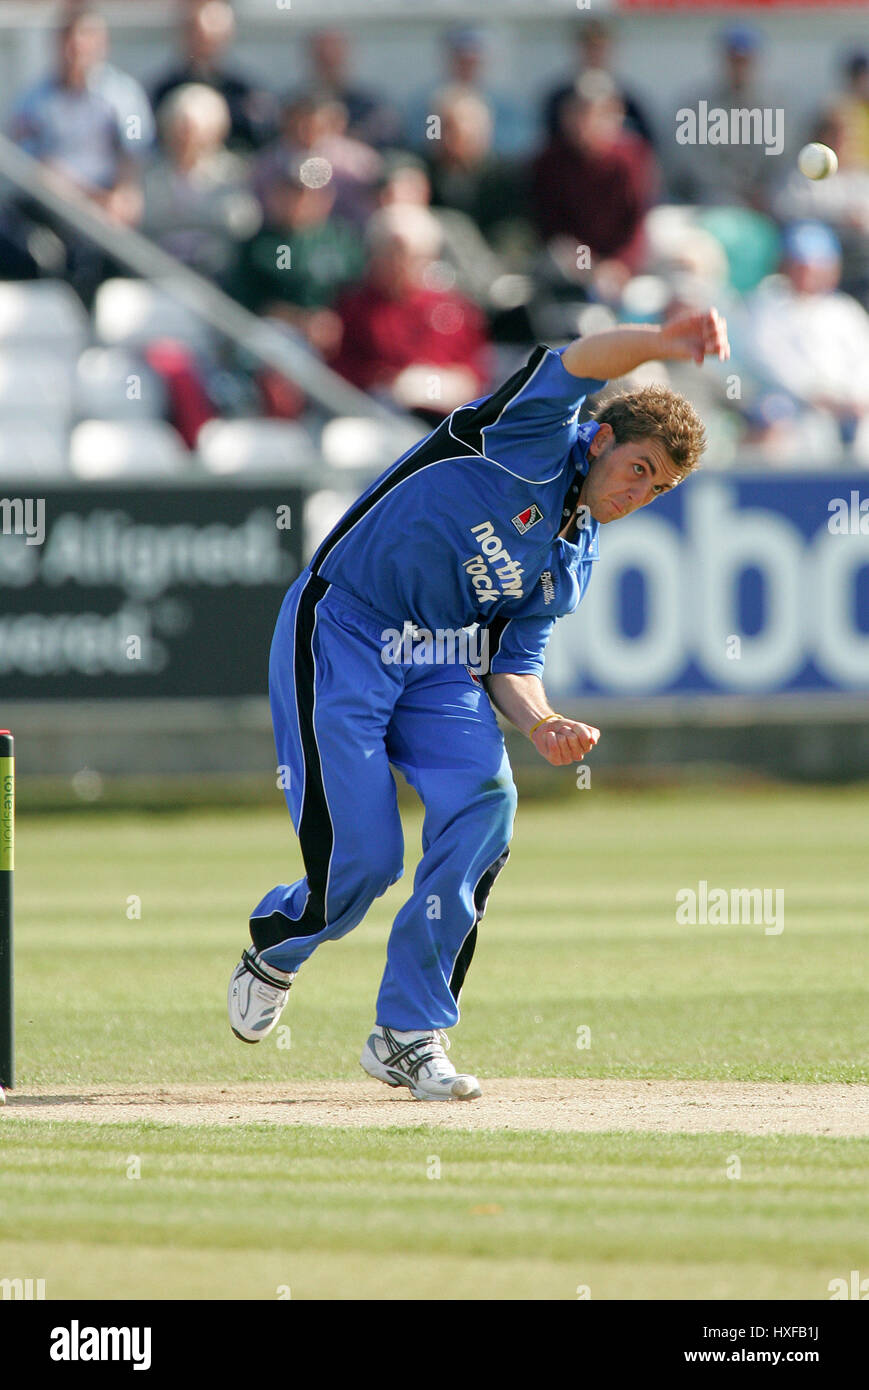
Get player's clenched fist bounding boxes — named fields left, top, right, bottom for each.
left=659, top=306, right=730, bottom=365
left=529, top=717, right=601, bottom=767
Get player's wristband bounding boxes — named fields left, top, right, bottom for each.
left=528, top=714, right=564, bottom=738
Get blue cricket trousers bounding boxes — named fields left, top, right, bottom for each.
left=248, top=569, right=517, bottom=1030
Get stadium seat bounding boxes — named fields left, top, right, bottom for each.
left=196, top=418, right=320, bottom=476
left=0, top=423, right=71, bottom=479
left=319, top=416, right=424, bottom=473
left=69, top=419, right=189, bottom=479
left=93, top=278, right=214, bottom=355
left=74, top=347, right=169, bottom=422
left=0, top=280, right=89, bottom=353
left=0, top=351, right=75, bottom=423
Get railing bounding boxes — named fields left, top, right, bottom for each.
left=0, top=131, right=406, bottom=425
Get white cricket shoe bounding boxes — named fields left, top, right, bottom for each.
left=360, top=1025, right=481, bottom=1101
left=227, top=947, right=295, bottom=1043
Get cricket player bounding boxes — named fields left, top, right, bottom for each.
left=228, top=310, right=730, bottom=1099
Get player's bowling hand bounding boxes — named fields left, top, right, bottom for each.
left=531, top=718, right=600, bottom=767
left=660, top=307, right=730, bottom=365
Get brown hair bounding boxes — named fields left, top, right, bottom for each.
left=592, top=385, right=707, bottom=476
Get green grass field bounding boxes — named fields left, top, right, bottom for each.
left=1, top=785, right=868, bottom=1299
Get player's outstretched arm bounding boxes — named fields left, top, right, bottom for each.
left=561, top=308, right=730, bottom=381
left=485, top=672, right=600, bottom=768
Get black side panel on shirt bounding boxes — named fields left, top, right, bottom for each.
left=310, top=413, right=478, bottom=576
left=448, top=345, right=549, bottom=455
left=481, top=612, right=511, bottom=673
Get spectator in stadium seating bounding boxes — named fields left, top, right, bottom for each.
left=253, top=91, right=382, bottom=230
left=329, top=204, right=492, bottom=422
left=742, top=221, right=869, bottom=458
left=230, top=155, right=364, bottom=351
left=6, top=5, right=145, bottom=300
left=373, top=148, right=531, bottom=332
left=151, top=0, right=276, bottom=151
left=375, top=150, right=432, bottom=212
left=530, top=69, right=657, bottom=302
left=143, top=338, right=218, bottom=449
left=84, top=10, right=156, bottom=158
left=772, top=106, right=869, bottom=304
left=9, top=6, right=144, bottom=222
left=8, top=2, right=155, bottom=162
left=143, top=84, right=261, bottom=276
left=304, top=28, right=404, bottom=150
left=736, top=389, right=843, bottom=467
left=34, top=2, right=157, bottom=159
left=541, top=16, right=656, bottom=152
left=830, top=48, right=869, bottom=171
left=670, top=24, right=787, bottom=213
left=407, top=25, right=533, bottom=158
left=422, top=86, right=524, bottom=246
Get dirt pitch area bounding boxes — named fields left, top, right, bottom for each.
left=3, top=1079, right=868, bottom=1136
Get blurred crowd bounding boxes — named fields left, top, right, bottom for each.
left=2, top=0, right=869, bottom=467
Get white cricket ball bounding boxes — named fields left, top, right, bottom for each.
left=797, top=142, right=838, bottom=180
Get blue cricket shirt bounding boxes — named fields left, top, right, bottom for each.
left=311, top=344, right=606, bottom=676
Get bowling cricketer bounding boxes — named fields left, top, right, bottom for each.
left=228, top=308, right=730, bottom=1099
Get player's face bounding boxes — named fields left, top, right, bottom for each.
left=581, top=427, right=683, bottom=523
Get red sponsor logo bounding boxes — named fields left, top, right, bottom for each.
left=511, top=504, right=544, bottom=535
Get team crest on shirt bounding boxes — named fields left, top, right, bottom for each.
left=511, top=504, right=544, bottom=535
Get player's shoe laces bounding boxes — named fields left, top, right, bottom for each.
left=227, top=947, right=295, bottom=1043
left=360, top=1025, right=481, bottom=1101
